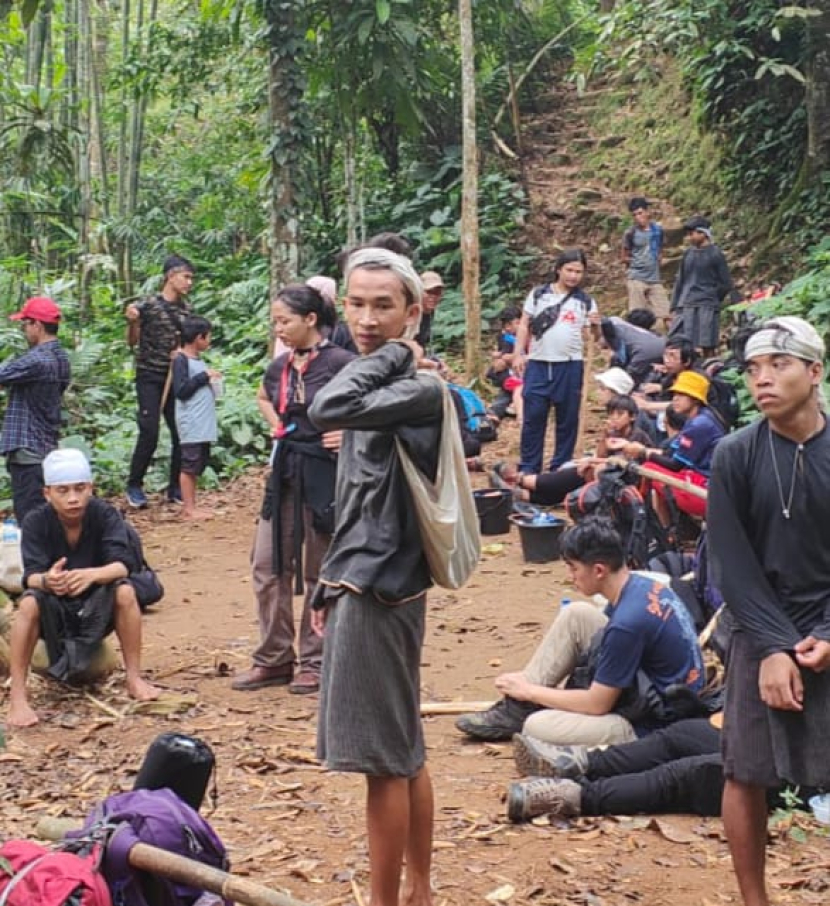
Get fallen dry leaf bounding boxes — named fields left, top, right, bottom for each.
left=485, top=883, right=515, bottom=903
left=647, top=818, right=700, bottom=844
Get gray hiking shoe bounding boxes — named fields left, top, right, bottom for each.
left=507, top=777, right=582, bottom=823
left=455, top=697, right=538, bottom=742
left=512, top=734, right=590, bottom=780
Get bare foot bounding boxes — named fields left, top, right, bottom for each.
left=7, top=697, right=40, bottom=728
left=126, top=675, right=161, bottom=702
left=181, top=508, right=213, bottom=521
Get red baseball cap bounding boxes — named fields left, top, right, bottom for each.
left=10, top=297, right=62, bottom=324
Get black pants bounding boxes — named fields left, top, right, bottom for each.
left=8, top=461, right=45, bottom=524
left=529, top=465, right=585, bottom=506
left=580, top=718, right=725, bottom=817
left=127, top=371, right=180, bottom=492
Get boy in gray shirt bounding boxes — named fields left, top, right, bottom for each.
left=622, top=197, right=669, bottom=331
left=173, top=316, right=221, bottom=520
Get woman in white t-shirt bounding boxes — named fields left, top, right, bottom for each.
left=512, top=249, right=601, bottom=474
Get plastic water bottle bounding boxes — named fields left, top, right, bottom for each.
left=1, top=518, right=18, bottom=543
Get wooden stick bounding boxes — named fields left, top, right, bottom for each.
left=420, top=700, right=494, bottom=716
left=697, top=608, right=721, bottom=648
left=129, top=842, right=309, bottom=906
left=575, top=332, right=595, bottom=457
left=36, top=818, right=310, bottom=906
left=607, top=457, right=709, bottom=501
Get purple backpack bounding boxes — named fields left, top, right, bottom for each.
left=66, top=788, right=230, bottom=906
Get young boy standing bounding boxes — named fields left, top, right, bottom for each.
left=308, top=248, right=444, bottom=906
left=173, top=316, right=221, bottom=520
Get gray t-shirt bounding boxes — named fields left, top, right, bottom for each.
left=627, top=226, right=661, bottom=283
left=173, top=355, right=217, bottom=444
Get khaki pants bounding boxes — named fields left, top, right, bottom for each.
left=627, top=279, right=670, bottom=320
left=250, top=490, right=328, bottom=673
left=522, top=601, right=638, bottom=746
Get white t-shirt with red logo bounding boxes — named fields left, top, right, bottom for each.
left=523, top=287, right=598, bottom=363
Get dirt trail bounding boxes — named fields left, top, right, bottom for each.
left=1, top=83, right=826, bottom=906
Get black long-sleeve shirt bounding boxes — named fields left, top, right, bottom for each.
left=707, top=419, right=830, bottom=659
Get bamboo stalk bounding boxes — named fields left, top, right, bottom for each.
left=607, top=457, right=709, bottom=501
left=420, top=701, right=494, bottom=716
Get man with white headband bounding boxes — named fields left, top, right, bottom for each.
left=707, top=315, right=830, bottom=906
left=669, top=215, right=736, bottom=357
left=7, top=449, right=159, bottom=728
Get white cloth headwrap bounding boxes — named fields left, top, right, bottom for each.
left=43, top=449, right=93, bottom=486
left=744, top=316, right=824, bottom=364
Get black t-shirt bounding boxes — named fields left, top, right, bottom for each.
left=21, top=497, right=136, bottom=584
left=262, top=342, right=356, bottom=443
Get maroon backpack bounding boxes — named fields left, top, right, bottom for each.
left=0, top=839, right=111, bottom=906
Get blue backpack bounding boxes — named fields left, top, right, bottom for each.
left=66, top=788, right=230, bottom=906
left=447, top=383, right=496, bottom=442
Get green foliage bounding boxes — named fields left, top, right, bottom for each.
left=580, top=0, right=824, bottom=254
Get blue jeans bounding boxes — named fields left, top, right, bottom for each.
left=519, top=359, right=584, bottom=474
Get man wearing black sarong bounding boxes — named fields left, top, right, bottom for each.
left=708, top=316, right=830, bottom=906
left=7, top=449, right=159, bottom=728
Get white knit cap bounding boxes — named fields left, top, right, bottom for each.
left=43, top=449, right=93, bottom=486
left=744, top=316, right=825, bottom=364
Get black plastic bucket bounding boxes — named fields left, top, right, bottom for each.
left=133, top=732, right=215, bottom=811
left=473, top=489, right=512, bottom=535
left=510, top=513, right=567, bottom=563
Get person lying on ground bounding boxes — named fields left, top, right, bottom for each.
left=455, top=518, right=704, bottom=746
left=491, top=395, right=652, bottom=507
left=507, top=715, right=810, bottom=823
left=624, top=370, right=725, bottom=523
left=7, top=449, right=159, bottom=728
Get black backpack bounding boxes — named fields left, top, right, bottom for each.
left=706, top=370, right=740, bottom=431
left=123, top=516, right=164, bottom=609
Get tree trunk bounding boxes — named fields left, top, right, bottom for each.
left=90, top=0, right=111, bottom=224
left=343, top=117, right=358, bottom=249
left=459, top=0, right=481, bottom=381
left=265, top=0, right=305, bottom=298
left=806, top=0, right=830, bottom=175
left=77, top=0, right=92, bottom=315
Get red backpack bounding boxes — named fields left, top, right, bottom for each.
left=0, top=839, right=111, bottom=906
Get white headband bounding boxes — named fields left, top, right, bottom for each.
left=744, top=316, right=824, bottom=364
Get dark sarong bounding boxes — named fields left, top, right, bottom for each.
left=32, top=586, right=116, bottom=684
left=723, top=631, right=830, bottom=788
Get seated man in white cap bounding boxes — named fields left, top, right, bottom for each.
left=7, top=449, right=159, bottom=728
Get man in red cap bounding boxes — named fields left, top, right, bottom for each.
left=0, top=297, right=71, bottom=522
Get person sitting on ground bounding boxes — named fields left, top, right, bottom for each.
left=624, top=371, right=725, bottom=524
left=601, top=310, right=666, bottom=390
left=487, top=306, right=524, bottom=423
left=455, top=518, right=704, bottom=746
left=492, top=396, right=652, bottom=507
left=7, top=449, right=159, bottom=728
left=595, top=366, right=656, bottom=442
left=173, top=316, right=222, bottom=521
left=634, top=334, right=698, bottom=407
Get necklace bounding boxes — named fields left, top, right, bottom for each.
left=767, top=425, right=801, bottom=519
left=767, top=414, right=825, bottom=519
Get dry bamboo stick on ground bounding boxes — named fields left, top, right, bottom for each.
left=421, top=701, right=494, bottom=716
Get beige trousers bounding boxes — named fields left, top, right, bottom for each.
left=522, top=601, right=637, bottom=746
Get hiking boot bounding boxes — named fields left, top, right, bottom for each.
left=126, top=486, right=148, bottom=509
left=507, top=777, right=582, bottom=823
left=288, top=671, right=320, bottom=695
left=166, top=487, right=183, bottom=505
left=455, top=696, right=539, bottom=742
left=231, top=664, right=293, bottom=691
left=512, top=734, right=590, bottom=780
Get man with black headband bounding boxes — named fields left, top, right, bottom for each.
left=708, top=316, right=830, bottom=906
left=669, top=215, right=736, bottom=357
